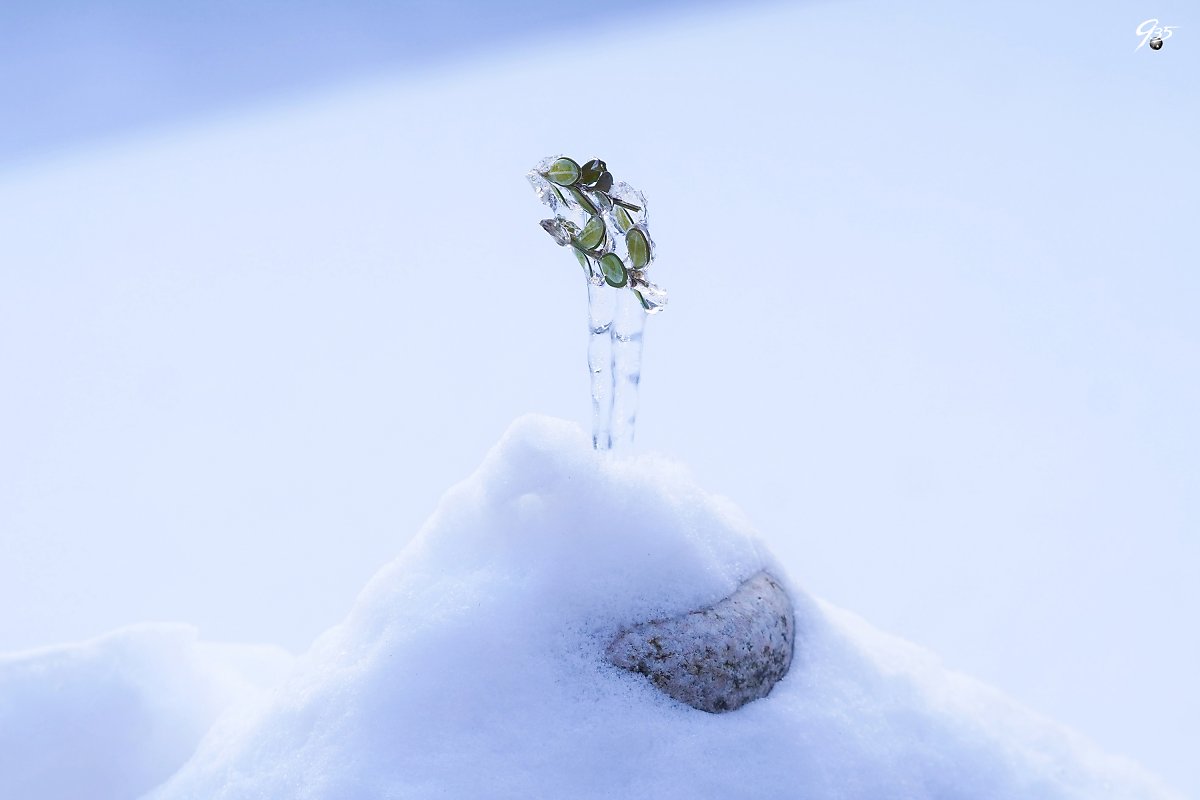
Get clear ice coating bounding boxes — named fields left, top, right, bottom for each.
left=539, top=218, right=575, bottom=247
left=609, top=290, right=646, bottom=451
left=527, top=156, right=667, bottom=451
left=634, top=283, right=668, bottom=314
left=587, top=282, right=615, bottom=450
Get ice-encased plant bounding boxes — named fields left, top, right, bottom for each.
left=527, top=156, right=667, bottom=451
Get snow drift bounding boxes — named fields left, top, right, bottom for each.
left=0, top=625, right=292, bottom=800
left=135, top=415, right=1177, bottom=799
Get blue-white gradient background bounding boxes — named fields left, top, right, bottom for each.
left=1, top=0, right=1196, bottom=794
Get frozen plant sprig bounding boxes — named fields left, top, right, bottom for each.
left=528, top=156, right=667, bottom=314
left=527, top=155, right=665, bottom=451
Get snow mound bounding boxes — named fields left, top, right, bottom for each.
left=149, top=415, right=1176, bottom=799
left=0, top=624, right=292, bottom=800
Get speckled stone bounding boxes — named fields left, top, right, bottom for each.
left=606, top=572, right=795, bottom=713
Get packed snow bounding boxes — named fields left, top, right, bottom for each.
left=0, top=625, right=291, bottom=800
left=4, top=416, right=1169, bottom=798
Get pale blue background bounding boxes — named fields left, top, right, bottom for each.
left=0, top=0, right=732, bottom=165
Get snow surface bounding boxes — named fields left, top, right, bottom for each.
left=134, top=416, right=1173, bottom=799
left=0, top=624, right=292, bottom=800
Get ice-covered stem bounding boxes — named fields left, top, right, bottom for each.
left=527, top=155, right=667, bottom=451
left=609, top=289, right=647, bottom=451
left=586, top=282, right=615, bottom=450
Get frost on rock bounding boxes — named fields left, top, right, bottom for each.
left=606, top=572, right=795, bottom=713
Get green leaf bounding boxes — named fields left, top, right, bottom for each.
left=580, top=159, right=605, bottom=185
left=626, top=228, right=650, bottom=269
left=544, top=157, right=581, bottom=186
left=599, top=253, right=628, bottom=288
left=614, top=206, right=635, bottom=233
left=576, top=215, right=606, bottom=250
left=574, top=248, right=592, bottom=277
left=594, top=171, right=613, bottom=193
left=568, top=187, right=598, bottom=215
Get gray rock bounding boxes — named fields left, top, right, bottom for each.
left=606, top=572, right=795, bottom=713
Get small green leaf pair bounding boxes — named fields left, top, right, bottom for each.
left=626, top=228, right=650, bottom=269
left=599, top=253, right=628, bottom=288
left=580, top=158, right=606, bottom=185
left=547, top=156, right=614, bottom=194
left=613, top=205, right=636, bottom=233
left=579, top=159, right=614, bottom=193
left=573, top=248, right=626, bottom=288
left=568, top=187, right=598, bottom=215
left=575, top=215, right=605, bottom=251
